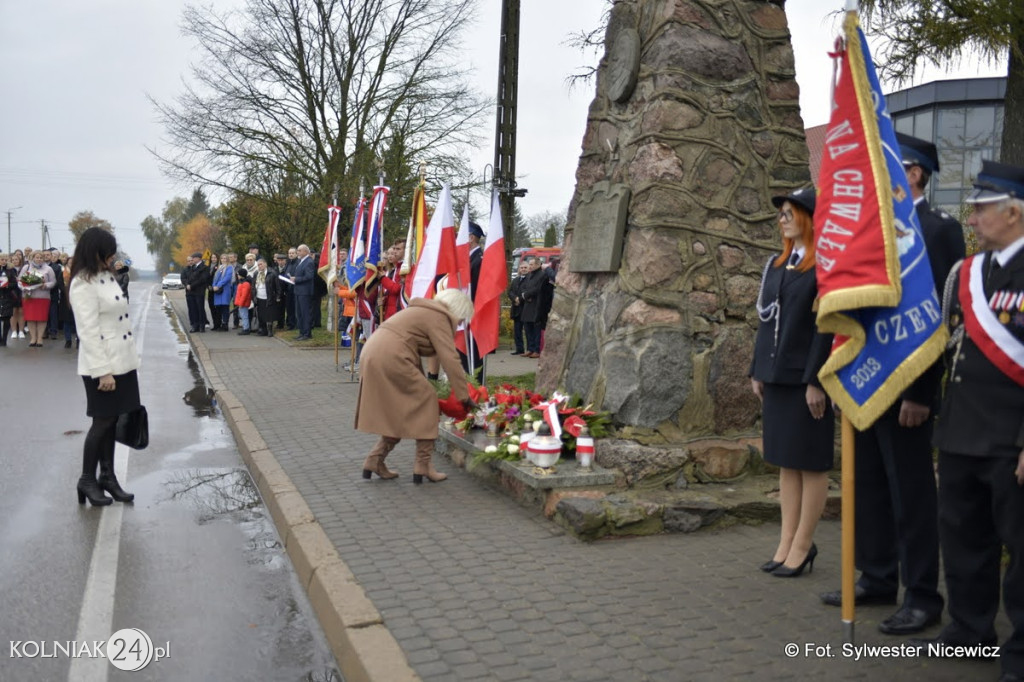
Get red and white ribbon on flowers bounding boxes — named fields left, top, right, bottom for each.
left=536, top=391, right=568, bottom=439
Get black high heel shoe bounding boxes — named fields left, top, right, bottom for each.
left=98, top=474, right=135, bottom=503
left=771, top=543, right=817, bottom=578
left=759, top=559, right=783, bottom=573
left=77, top=477, right=113, bottom=506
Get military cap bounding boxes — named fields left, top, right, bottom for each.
left=967, top=159, right=1024, bottom=204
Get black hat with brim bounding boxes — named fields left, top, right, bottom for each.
left=771, top=186, right=816, bottom=217
left=896, top=132, right=940, bottom=174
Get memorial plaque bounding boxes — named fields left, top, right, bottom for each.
left=569, top=181, right=630, bottom=273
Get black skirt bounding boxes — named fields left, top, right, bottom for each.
left=761, top=382, right=835, bottom=472
left=82, top=370, right=141, bottom=418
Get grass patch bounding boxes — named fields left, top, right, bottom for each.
left=486, top=372, right=536, bottom=392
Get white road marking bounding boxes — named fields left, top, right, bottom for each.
left=67, top=284, right=152, bottom=682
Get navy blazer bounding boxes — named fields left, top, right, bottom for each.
left=292, top=256, right=316, bottom=296
left=749, top=256, right=833, bottom=387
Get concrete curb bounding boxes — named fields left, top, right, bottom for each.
left=169, top=297, right=420, bottom=682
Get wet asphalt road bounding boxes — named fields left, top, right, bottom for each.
left=0, top=281, right=340, bottom=682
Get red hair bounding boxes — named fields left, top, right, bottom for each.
left=772, top=204, right=816, bottom=272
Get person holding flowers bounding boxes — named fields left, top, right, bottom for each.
left=69, top=228, right=141, bottom=507
left=355, top=288, right=477, bottom=483
left=18, top=249, right=56, bottom=347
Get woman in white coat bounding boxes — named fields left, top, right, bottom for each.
left=69, top=228, right=141, bottom=506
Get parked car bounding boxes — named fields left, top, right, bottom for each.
left=161, top=273, right=183, bottom=290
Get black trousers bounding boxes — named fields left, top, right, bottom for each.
left=185, top=293, right=205, bottom=330
left=854, top=411, right=943, bottom=614
left=512, top=317, right=525, bottom=354
left=523, top=321, right=541, bottom=354
left=939, top=451, right=1024, bottom=674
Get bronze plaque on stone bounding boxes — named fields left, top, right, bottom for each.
left=569, top=181, right=630, bottom=273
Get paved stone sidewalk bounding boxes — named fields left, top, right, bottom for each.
left=167, top=293, right=998, bottom=681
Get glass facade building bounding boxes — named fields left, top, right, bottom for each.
left=888, top=77, right=1006, bottom=215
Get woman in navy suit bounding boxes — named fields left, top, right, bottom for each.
left=750, top=187, right=835, bottom=577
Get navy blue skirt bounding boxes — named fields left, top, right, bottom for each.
left=761, top=383, right=836, bottom=472
left=82, top=370, right=141, bottom=418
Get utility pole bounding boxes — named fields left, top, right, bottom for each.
left=40, top=220, right=49, bottom=250
left=493, top=0, right=526, bottom=270
left=6, top=206, right=21, bottom=255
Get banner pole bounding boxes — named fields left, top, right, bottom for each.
left=841, top=413, right=856, bottom=643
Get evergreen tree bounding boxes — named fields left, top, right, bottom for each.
left=184, top=188, right=211, bottom=221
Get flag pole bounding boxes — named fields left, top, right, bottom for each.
left=841, top=413, right=856, bottom=643
left=332, top=186, right=340, bottom=371
left=841, top=0, right=858, bottom=646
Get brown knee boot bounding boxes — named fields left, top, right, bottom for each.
left=412, top=439, right=446, bottom=483
left=362, top=436, right=400, bottom=480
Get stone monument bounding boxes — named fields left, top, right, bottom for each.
left=539, top=0, right=811, bottom=478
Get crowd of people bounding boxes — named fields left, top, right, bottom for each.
left=177, top=244, right=329, bottom=340
left=0, top=246, right=129, bottom=348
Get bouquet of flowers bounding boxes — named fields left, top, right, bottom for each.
left=19, top=271, right=43, bottom=287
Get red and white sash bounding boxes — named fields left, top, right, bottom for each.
left=960, top=255, right=1024, bottom=386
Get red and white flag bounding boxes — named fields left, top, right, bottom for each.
left=455, top=204, right=473, bottom=294
left=469, top=190, right=508, bottom=357
left=454, top=204, right=474, bottom=355
left=410, top=183, right=458, bottom=299
left=317, top=205, right=343, bottom=285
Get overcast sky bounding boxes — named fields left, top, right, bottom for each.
left=0, top=1, right=1003, bottom=270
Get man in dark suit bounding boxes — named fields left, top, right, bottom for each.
left=460, top=222, right=485, bottom=377
left=820, top=134, right=965, bottom=635
left=290, top=244, right=316, bottom=340
left=519, top=257, right=547, bottom=358
left=909, top=161, right=1024, bottom=677
left=184, top=252, right=211, bottom=332
left=507, top=262, right=528, bottom=355
left=45, top=248, right=63, bottom=339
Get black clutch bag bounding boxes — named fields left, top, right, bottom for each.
left=115, top=406, right=149, bottom=450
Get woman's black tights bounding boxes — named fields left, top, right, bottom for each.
left=83, top=416, right=117, bottom=479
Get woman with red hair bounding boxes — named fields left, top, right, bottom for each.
left=750, top=187, right=835, bottom=578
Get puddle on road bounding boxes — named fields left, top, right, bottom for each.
left=184, top=352, right=218, bottom=417
left=165, top=467, right=261, bottom=520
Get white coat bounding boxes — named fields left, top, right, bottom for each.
left=70, top=273, right=141, bottom=378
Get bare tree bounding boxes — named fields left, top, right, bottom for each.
left=151, top=0, right=489, bottom=219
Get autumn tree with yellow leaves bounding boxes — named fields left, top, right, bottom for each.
left=171, top=214, right=222, bottom=265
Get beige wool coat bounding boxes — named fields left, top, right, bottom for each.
left=354, top=298, right=470, bottom=440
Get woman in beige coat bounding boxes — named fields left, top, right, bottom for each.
left=355, top=288, right=476, bottom=483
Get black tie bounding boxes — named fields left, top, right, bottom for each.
left=989, top=257, right=1002, bottom=287
left=789, top=252, right=800, bottom=267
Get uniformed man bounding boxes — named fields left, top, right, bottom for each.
left=911, top=160, right=1024, bottom=678
left=460, top=222, right=485, bottom=380
left=820, top=134, right=965, bottom=636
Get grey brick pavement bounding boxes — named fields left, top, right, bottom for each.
left=169, top=294, right=997, bottom=681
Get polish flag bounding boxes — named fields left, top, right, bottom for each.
left=454, top=204, right=474, bottom=355
left=454, top=204, right=472, bottom=294
left=469, top=190, right=508, bottom=357
left=410, top=183, right=458, bottom=299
